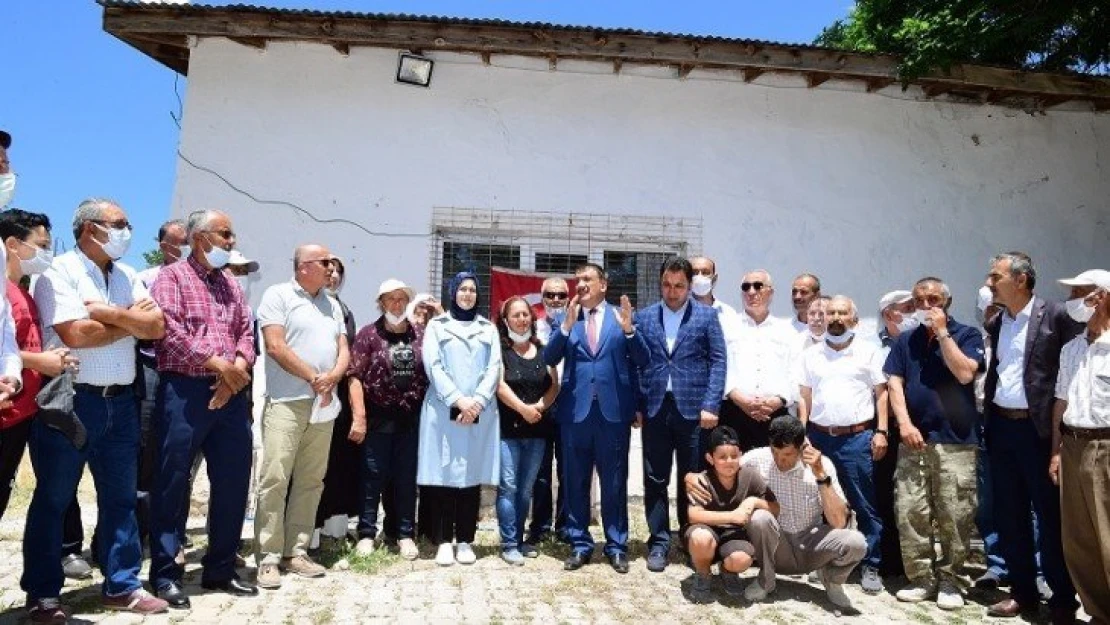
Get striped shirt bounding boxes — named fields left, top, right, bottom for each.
left=1055, top=332, right=1110, bottom=429
left=742, top=446, right=846, bottom=534
left=151, top=256, right=255, bottom=377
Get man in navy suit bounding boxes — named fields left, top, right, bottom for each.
left=544, top=263, right=648, bottom=573
left=634, top=257, right=727, bottom=572
left=983, top=251, right=1082, bottom=622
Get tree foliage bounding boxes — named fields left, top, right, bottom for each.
left=816, top=1, right=1110, bottom=79
left=142, top=248, right=164, bottom=268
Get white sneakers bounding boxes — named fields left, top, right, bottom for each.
left=398, top=538, right=419, bottom=561
left=895, top=583, right=934, bottom=603
left=355, top=538, right=376, bottom=556
left=936, top=581, right=965, bottom=610
left=455, top=542, right=477, bottom=565
left=435, top=543, right=455, bottom=566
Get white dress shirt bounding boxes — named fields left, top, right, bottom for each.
left=800, top=339, right=886, bottom=427
left=994, top=297, right=1034, bottom=409
left=34, top=249, right=149, bottom=386
left=561, top=300, right=608, bottom=339
left=791, top=317, right=808, bottom=334
left=723, top=310, right=796, bottom=402
left=1056, top=332, right=1110, bottom=429
left=662, top=300, right=688, bottom=391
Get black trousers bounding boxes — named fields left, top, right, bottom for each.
left=718, top=400, right=788, bottom=452
left=874, top=422, right=904, bottom=576
left=421, top=485, right=481, bottom=545
left=0, top=419, right=33, bottom=520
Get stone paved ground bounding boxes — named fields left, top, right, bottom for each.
left=0, top=469, right=1076, bottom=624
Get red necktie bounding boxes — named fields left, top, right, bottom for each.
left=587, top=308, right=599, bottom=355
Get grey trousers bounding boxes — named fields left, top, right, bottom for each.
left=748, top=509, right=867, bottom=591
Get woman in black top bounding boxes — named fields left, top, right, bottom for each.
left=495, top=296, right=559, bottom=565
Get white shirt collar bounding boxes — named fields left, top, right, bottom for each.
left=1005, top=297, right=1035, bottom=322
left=663, top=299, right=689, bottom=317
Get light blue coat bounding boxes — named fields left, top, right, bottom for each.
left=417, top=313, right=502, bottom=487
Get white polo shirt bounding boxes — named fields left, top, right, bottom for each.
left=34, top=249, right=148, bottom=386
left=995, top=298, right=1034, bottom=409
left=800, top=338, right=886, bottom=427
left=256, top=279, right=346, bottom=403
left=1055, top=332, right=1110, bottom=429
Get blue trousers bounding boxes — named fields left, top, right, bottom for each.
left=809, top=428, right=882, bottom=570
left=987, top=414, right=1076, bottom=610
left=21, top=388, right=142, bottom=600
left=358, top=428, right=419, bottom=540
left=496, top=438, right=546, bottom=550
left=149, top=373, right=251, bottom=589
left=642, top=396, right=703, bottom=552
left=561, top=402, right=631, bottom=557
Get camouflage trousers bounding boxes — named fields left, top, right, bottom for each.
left=895, top=443, right=977, bottom=590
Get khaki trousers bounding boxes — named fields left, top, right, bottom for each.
left=747, top=509, right=867, bottom=591
left=895, top=443, right=977, bottom=590
left=254, top=399, right=334, bottom=563
left=1060, top=435, right=1110, bottom=624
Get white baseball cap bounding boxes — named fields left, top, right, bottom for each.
left=1058, top=269, right=1110, bottom=290
left=377, top=279, right=416, bottom=301
left=878, top=290, right=912, bottom=311
left=227, top=250, right=259, bottom=273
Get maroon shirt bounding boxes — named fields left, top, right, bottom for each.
left=1, top=280, right=42, bottom=429
left=348, top=317, right=429, bottom=431
left=151, top=256, right=255, bottom=377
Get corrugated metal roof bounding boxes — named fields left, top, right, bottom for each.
left=96, top=0, right=844, bottom=53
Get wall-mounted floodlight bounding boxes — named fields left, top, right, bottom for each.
left=397, top=52, right=434, bottom=87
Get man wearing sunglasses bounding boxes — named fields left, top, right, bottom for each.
left=720, top=271, right=796, bottom=452
left=254, top=244, right=349, bottom=589
left=536, top=277, right=570, bottom=345
left=25, top=198, right=169, bottom=617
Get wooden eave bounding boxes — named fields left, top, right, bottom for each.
left=102, top=4, right=1110, bottom=112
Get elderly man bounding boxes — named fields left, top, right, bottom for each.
left=536, top=277, right=570, bottom=345
left=886, top=278, right=984, bottom=609
left=147, top=210, right=258, bottom=607
left=689, top=416, right=866, bottom=609
left=1051, top=269, right=1110, bottom=624
left=633, top=256, right=726, bottom=572
left=790, top=273, right=822, bottom=334
left=690, top=256, right=737, bottom=315
left=983, top=252, right=1081, bottom=621
left=137, top=220, right=188, bottom=289
left=720, top=270, right=796, bottom=451
left=798, top=295, right=889, bottom=594
left=254, top=244, right=349, bottom=589
left=23, top=199, right=168, bottom=618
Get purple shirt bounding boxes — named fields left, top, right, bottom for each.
left=151, top=256, right=255, bottom=377
left=348, top=317, right=428, bottom=416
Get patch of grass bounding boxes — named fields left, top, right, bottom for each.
left=311, top=606, right=334, bottom=625
left=347, top=546, right=402, bottom=575
left=756, top=606, right=790, bottom=625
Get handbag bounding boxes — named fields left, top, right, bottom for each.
left=35, top=371, right=87, bottom=450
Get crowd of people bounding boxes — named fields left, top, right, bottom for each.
left=0, top=128, right=1108, bottom=625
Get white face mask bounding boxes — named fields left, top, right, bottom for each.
left=913, top=309, right=933, bottom=328
left=17, top=241, right=53, bottom=275
left=385, top=312, right=407, bottom=326
left=1066, top=296, right=1097, bottom=323
left=690, top=275, right=713, bottom=298
left=93, top=223, right=132, bottom=260
left=0, top=173, right=15, bottom=208
left=825, top=329, right=855, bottom=346
left=508, top=328, right=533, bottom=344
left=204, top=236, right=231, bottom=269
left=172, top=244, right=191, bottom=263
left=895, top=313, right=921, bottom=334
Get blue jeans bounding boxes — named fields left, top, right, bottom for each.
left=149, top=374, right=251, bottom=589
left=21, top=388, right=142, bottom=600
left=496, top=438, right=546, bottom=550
left=642, top=396, right=704, bottom=552
left=358, top=428, right=419, bottom=540
left=809, top=428, right=882, bottom=570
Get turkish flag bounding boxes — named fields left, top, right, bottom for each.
left=489, top=266, right=577, bottom=324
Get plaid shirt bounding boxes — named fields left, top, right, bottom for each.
left=742, top=446, right=847, bottom=534
left=151, top=256, right=255, bottom=377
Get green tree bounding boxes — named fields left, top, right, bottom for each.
left=142, top=249, right=164, bottom=268
left=816, top=1, right=1110, bottom=79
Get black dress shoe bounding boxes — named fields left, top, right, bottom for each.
left=202, top=578, right=259, bottom=597
left=563, top=552, right=591, bottom=571
left=1049, top=606, right=1077, bottom=625
left=608, top=553, right=630, bottom=574
left=156, top=582, right=191, bottom=609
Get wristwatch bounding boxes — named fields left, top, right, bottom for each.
left=874, top=429, right=888, bottom=438
left=815, top=475, right=833, bottom=487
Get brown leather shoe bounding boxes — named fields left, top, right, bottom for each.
left=988, top=598, right=1037, bottom=618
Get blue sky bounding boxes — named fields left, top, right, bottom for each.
left=1, top=0, right=850, bottom=268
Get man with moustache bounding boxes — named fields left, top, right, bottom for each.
left=797, top=295, right=889, bottom=594
left=790, top=274, right=822, bottom=334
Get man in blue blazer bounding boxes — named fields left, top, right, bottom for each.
left=634, top=257, right=727, bottom=572
left=983, top=251, right=1082, bottom=621
left=544, top=262, right=648, bottom=573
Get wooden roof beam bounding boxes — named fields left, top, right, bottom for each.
left=228, top=36, right=266, bottom=50
left=741, top=68, right=764, bottom=83
left=806, top=72, right=831, bottom=88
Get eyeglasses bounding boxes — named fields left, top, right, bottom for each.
left=204, top=229, right=235, bottom=240
left=91, top=219, right=133, bottom=231
left=543, top=291, right=569, bottom=300
left=301, top=258, right=335, bottom=268
left=741, top=281, right=767, bottom=293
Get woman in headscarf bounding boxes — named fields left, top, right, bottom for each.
left=417, top=272, right=501, bottom=566
left=313, top=256, right=361, bottom=545
left=346, top=279, right=428, bottom=561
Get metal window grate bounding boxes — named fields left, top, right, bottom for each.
left=429, top=207, right=702, bottom=310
